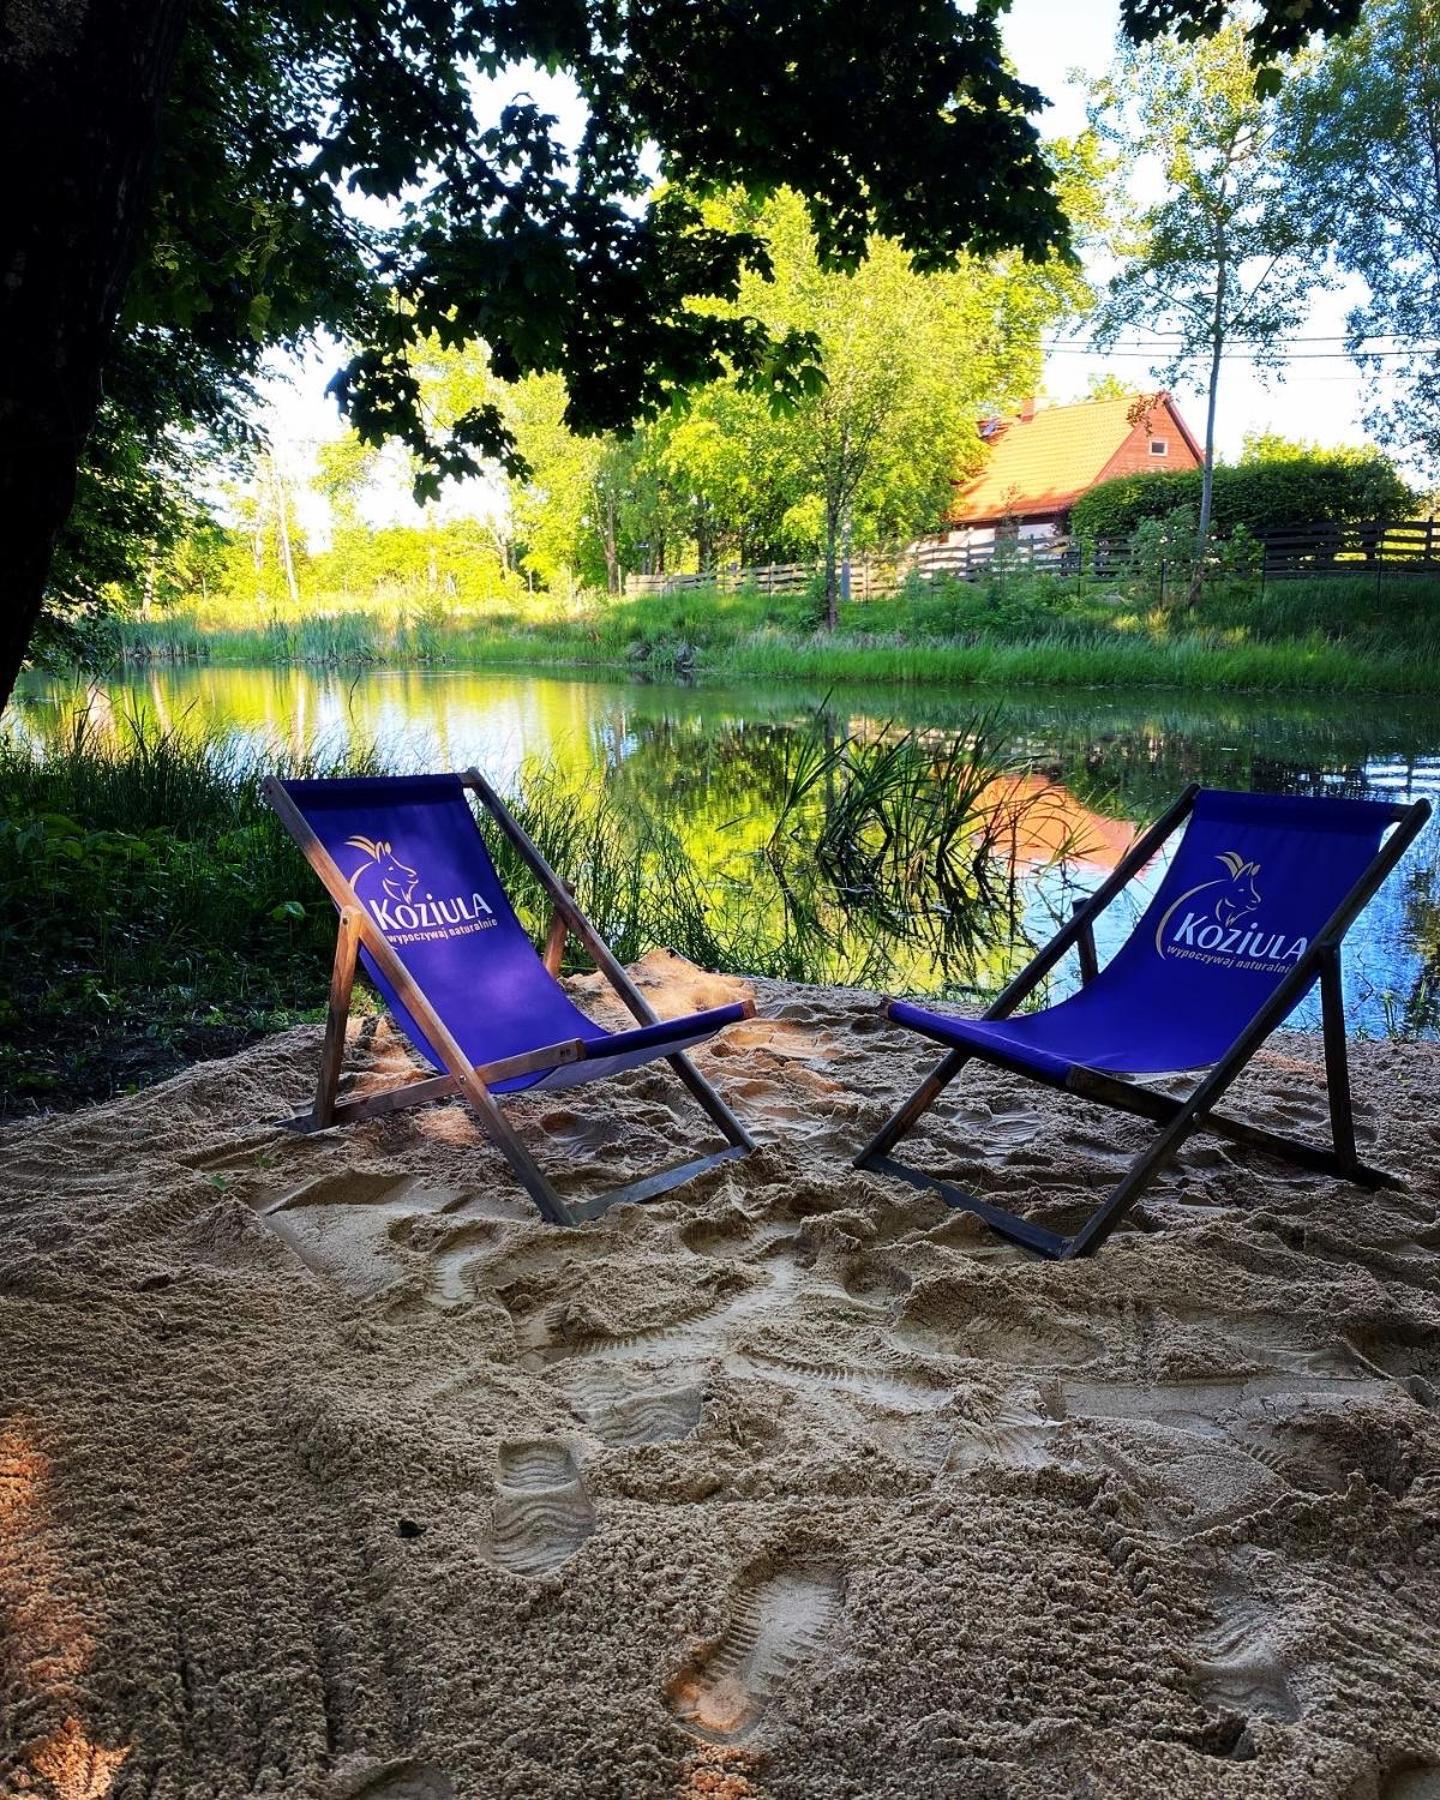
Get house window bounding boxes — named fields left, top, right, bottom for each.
left=1149, top=438, right=1169, bottom=456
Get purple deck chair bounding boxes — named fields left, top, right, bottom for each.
left=856, top=784, right=1431, bottom=1260
left=264, top=769, right=755, bottom=1225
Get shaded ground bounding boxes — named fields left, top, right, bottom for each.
left=0, top=984, right=312, bottom=1118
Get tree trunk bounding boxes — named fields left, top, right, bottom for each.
left=694, top=510, right=715, bottom=575
left=603, top=493, right=620, bottom=595
left=822, top=498, right=841, bottom=630
left=1189, top=263, right=1228, bottom=606
left=0, top=0, right=191, bottom=713
left=1189, top=334, right=1224, bottom=604
left=271, top=458, right=300, bottom=604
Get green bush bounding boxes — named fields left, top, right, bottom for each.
left=1071, top=452, right=1414, bottom=542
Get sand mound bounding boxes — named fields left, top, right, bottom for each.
left=3, top=950, right=1440, bottom=1798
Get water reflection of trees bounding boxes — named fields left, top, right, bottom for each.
left=13, top=667, right=1439, bottom=1024
left=1020, top=706, right=1437, bottom=821
left=508, top=711, right=1084, bottom=995
left=1400, top=863, right=1440, bottom=1035
left=580, top=694, right=1440, bottom=1015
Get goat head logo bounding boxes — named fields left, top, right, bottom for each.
left=1213, top=851, right=1262, bottom=928
left=345, top=835, right=419, bottom=904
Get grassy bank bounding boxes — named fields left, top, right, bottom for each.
left=110, top=572, right=1440, bottom=695
left=0, top=712, right=1049, bottom=1117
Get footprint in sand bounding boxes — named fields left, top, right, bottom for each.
left=668, top=1564, right=845, bottom=1742
left=944, top=1401, right=1060, bottom=1471
left=414, top=1221, right=511, bottom=1308
left=946, top=1102, right=1043, bottom=1156
left=255, top=1173, right=517, bottom=1301
left=530, top=1248, right=804, bottom=1370
left=1378, top=1769, right=1440, bottom=1800
left=730, top=1349, right=952, bottom=1416
left=1182, top=1591, right=1300, bottom=1726
left=1250, top=1084, right=1376, bottom=1144
left=347, top=1764, right=455, bottom=1800
left=567, top=1366, right=705, bottom=1446
left=591, top=1385, right=705, bottom=1447
left=485, top=1441, right=595, bottom=1576
left=1178, top=1141, right=1235, bottom=1172
left=838, top=1250, right=912, bottom=1312
left=680, top=1214, right=798, bottom=1261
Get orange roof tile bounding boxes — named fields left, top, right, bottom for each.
left=951, top=395, right=1175, bottom=525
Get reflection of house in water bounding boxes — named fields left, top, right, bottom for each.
left=982, top=776, right=1137, bottom=872
left=838, top=717, right=1138, bottom=874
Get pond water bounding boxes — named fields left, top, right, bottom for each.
left=13, top=664, right=1440, bottom=1038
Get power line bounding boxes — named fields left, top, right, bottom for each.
left=1049, top=331, right=1436, bottom=346
left=1039, top=343, right=1435, bottom=360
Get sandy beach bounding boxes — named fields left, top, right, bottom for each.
left=3, top=949, right=1440, bottom=1799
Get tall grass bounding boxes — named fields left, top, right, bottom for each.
left=0, top=706, right=1065, bottom=1114
left=110, top=571, right=1440, bottom=696
left=720, top=628, right=1440, bottom=694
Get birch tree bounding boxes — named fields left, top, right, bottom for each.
left=1088, top=23, right=1326, bottom=598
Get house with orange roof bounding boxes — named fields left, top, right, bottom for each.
left=945, top=392, right=1202, bottom=542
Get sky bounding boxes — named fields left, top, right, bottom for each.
left=265, top=0, right=1399, bottom=538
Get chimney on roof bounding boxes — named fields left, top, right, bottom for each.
left=1018, top=396, right=1037, bottom=423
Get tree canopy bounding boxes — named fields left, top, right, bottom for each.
left=0, top=0, right=1377, bottom=707
left=392, top=185, right=1088, bottom=607
left=1288, top=0, right=1440, bottom=472
left=1120, top=0, right=1364, bottom=60
left=124, top=0, right=1075, bottom=495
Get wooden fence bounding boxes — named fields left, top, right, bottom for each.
left=1258, top=519, right=1440, bottom=580
left=624, top=561, right=814, bottom=598
left=623, top=533, right=1127, bottom=600
left=621, top=518, right=1440, bottom=599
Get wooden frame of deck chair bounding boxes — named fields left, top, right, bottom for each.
left=263, top=769, right=756, bottom=1226
left=855, top=782, right=1432, bottom=1261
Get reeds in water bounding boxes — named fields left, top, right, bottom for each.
left=0, top=703, right=1074, bottom=1109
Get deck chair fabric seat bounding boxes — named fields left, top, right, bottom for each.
left=887, top=791, right=1408, bottom=1082
left=278, top=774, right=746, bottom=1095
left=503, top=1009, right=753, bottom=1093
left=859, top=784, right=1431, bottom=1261
left=265, top=770, right=756, bottom=1226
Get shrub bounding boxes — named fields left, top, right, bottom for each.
left=1122, top=505, right=1263, bottom=595
left=1071, top=452, right=1414, bottom=542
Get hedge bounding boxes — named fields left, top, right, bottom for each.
left=1069, top=454, right=1414, bottom=542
